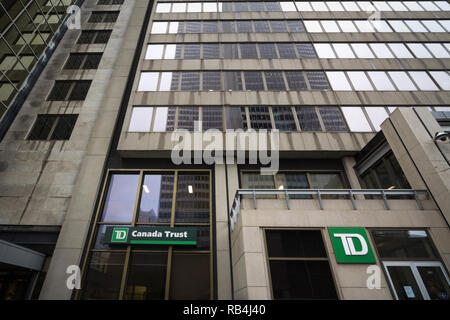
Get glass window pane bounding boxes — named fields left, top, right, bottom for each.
left=408, top=71, right=439, bottom=91
left=240, top=43, right=258, bottom=59
left=369, top=43, right=395, bottom=58
left=175, top=173, right=210, bottom=223
left=264, top=71, right=286, bottom=90
left=368, top=72, right=396, bottom=91
left=254, top=21, right=270, bottom=32
left=125, top=252, right=167, bottom=300
left=203, top=2, right=217, bottom=12
left=341, top=107, right=372, bottom=131
left=203, top=72, right=221, bottom=91
left=177, top=107, right=199, bottom=131
left=259, top=43, right=278, bottom=59
left=320, top=20, right=340, bottom=32
left=373, top=1, right=392, bottom=11
left=388, top=72, right=418, bottom=90
left=357, top=1, right=376, bottom=11
left=425, top=43, right=450, bottom=58
left=311, top=2, right=329, bottom=11
left=164, top=44, right=177, bottom=59
left=347, top=72, right=374, bottom=91
left=404, top=1, right=424, bottom=10
left=137, top=72, right=159, bottom=91
left=269, top=20, right=288, bottom=32
left=223, top=72, right=243, bottom=91
left=337, top=20, right=358, bottom=32
left=295, top=2, right=313, bottom=11
left=295, top=43, right=317, bottom=58
left=129, top=107, right=152, bottom=132
left=187, top=2, right=201, bottom=12
left=237, top=20, right=253, bottom=33
left=332, top=43, right=355, bottom=58
left=275, top=173, right=310, bottom=199
left=388, top=20, right=411, bottom=32
left=244, top=71, right=264, bottom=90
left=354, top=20, right=376, bottom=32
left=309, top=173, right=344, bottom=188
left=430, top=71, right=450, bottom=90
left=266, top=230, right=326, bottom=258
left=241, top=172, right=275, bottom=189
left=145, top=44, right=164, bottom=59
left=248, top=106, right=272, bottom=130
left=405, top=20, right=428, bottom=32
left=314, top=44, right=336, bottom=58
left=319, top=107, right=348, bottom=131
left=272, top=107, right=296, bottom=131
left=326, top=72, right=352, bottom=90
left=387, top=266, right=424, bottom=300
left=304, top=21, right=323, bottom=32
left=101, top=174, right=139, bottom=222
left=388, top=43, right=413, bottom=58
left=371, top=230, right=438, bottom=259
left=156, top=3, right=171, bottom=13
left=221, top=44, right=239, bottom=59
left=422, top=20, right=445, bottom=32
left=138, top=174, right=174, bottom=223
left=183, top=44, right=200, bottom=59
left=172, top=3, right=186, bottom=12
left=296, top=106, right=322, bottom=131
left=435, top=1, right=450, bottom=10
left=181, top=72, right=200, bottom=91
left=365, top=107, right=389, bottom=131
left=342, top=2, right=361, bottom=11
left=269, top=260, right=338, bottom=299
left=417, top=266, right=450, bottom=300
left=419, top=1, right=440, bottom=11
left=277, top=43, right=297, bottom=58
left=220, top=21, right=236, bottom=33
left=185, top=21, right=201, bottom=33
left=202, top=106, right=223, bottom=131
left=81, top=252, right=125, bottom=299
left=371, top=20, right=393, bottom=32
left=168, top=22, right=181, bottom=34
left=306, top=72, right=330, bottom=90
left=388, top=1, right=408, bottom=10
left=280, top=2, right=297, bottom=11
left=285, top=71, right=307, bottom=90
left=351, top=43, right=375, bottom=58
left=151, top=22, right=168, bottom=34
left=159, top=72, right=173, bottom=91
left=407, top=43, right=433, bottom=58
left=226, top=107, right=247, bottom=129
left=203, top=44, right=220, bottom=59
left=169, top=253, right=210, bottom=299
left=153, top=107, right=173, bottom=132
left=327, top=2, right=345, bottom=11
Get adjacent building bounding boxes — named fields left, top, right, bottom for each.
left=0, top=0, right=449, bottom=300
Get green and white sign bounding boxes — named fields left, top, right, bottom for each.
left=104, top=226, right=197, bottom=245
left=329, top=227, right=376, bottom=264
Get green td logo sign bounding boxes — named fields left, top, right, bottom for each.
left=111, top=227, right=129, bottom=243
left=329, top=227, right=376, bottom=264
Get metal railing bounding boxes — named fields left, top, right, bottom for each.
left=229, top=189, right=428, bottom=231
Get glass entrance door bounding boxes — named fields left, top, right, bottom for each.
left=384, top=262, right=450, bottom=300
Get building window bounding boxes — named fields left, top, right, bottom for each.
left=80, top=170, right=212, bottom=300
left=63, top=53, right=102, bottom=69
left=27, top=114, right=78, bottom=140
left=272, top=107, right=296, bottom=131
left=97, top=0, right=124, bottom=4
left=265, top=229, right=338, bottom=299
left=77, top=30, right=112, bottom=44
left=371, top=230, right=450, bottom=300
left=47, top=80, right=91, bottom=101
left=88, top=11, right=119, bottom=23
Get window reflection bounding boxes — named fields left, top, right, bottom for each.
left=138, top=174, right=174, bottom=223
left=101, top=174, right=139, bottom=222
left=175, top=173, right=210, bottom=223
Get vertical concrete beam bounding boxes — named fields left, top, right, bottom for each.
left=342, top=157, right=364, bottom=199
left=381, top=108, right=450, bottom=225
left=214, top=163, right=232, bottom=299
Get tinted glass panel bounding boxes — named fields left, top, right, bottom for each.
left=244, top=72, right=264, bottom=90
left=175, top=173, right=209, bottom=223
left=266, top=230, right=327, bottom=258
left=272, top=107, right=296, bottom=131
left=372, top=230, right=438, bottom=259
left=296, top=107, right=321, bottom=131
left=169, top=254, right=210, bottom=299
left=137, top=174, right=174, bottom=223
left=319, top=107, right=347, bottom=131
left=101, top=174, right=139, bottom=222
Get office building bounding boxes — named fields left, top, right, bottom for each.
left=0, top=0, right=449, bottom=300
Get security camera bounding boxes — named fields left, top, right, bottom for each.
left=434, top=131, right=450, bottom=142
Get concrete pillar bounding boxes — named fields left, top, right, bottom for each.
left=341, top=157, right=364, bottom=199
left=381, top=107, right=450, bottom=226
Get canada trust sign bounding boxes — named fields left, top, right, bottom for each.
left=103, top=226, right=197, bottom=245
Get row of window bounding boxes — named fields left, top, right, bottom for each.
left=327, top=71, right=450, bottom=91
left=150, top=19, right=450, bottom=34
left=145, top=42, right=450, bottom=60
left=155, top=1, right=450, bottom=13
left=127, top=106, right=450, bottom=133
left=315, top=42, right=450, bottom=59
left=137, top=70, right=450, bottom=92
left=76, top=30, right=112, bottom=44
left=137, top=71, right=329, bottom=91
left=63, top=53, right=103, bottom=69
left=47, top=80, right=92, bottom=101
left=88, top=11, right=120, bottom=23
left=145, top=42, right=317, bottom=59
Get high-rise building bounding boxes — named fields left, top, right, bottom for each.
left=0, top=0, right=449, bottom=300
